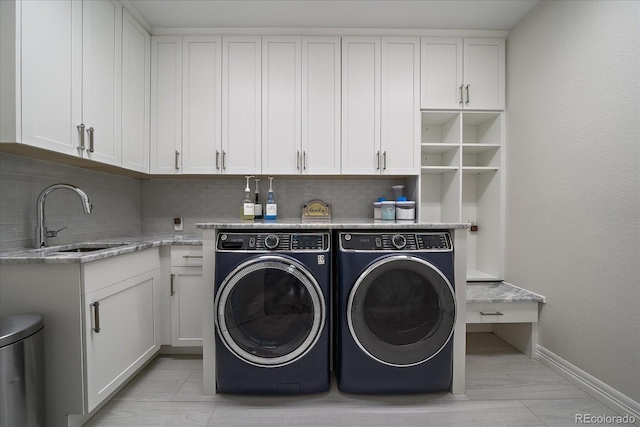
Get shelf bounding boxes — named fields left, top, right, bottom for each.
left=462, top=167, right=499, bottom=174
left=421, top=166, right=458, bottom=174
left=466, top=269, right=501, bottom=282
left=462, top=143, right=500, bottom=154
left=421, top=143, right=459, bottom=154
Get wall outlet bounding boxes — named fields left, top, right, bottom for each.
left=174, top=217, right=183, bottom=231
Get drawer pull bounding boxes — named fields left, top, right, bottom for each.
left=182, top=255, right=203, bottom=259
left=92, top=301, right=101, bottom=333
left=170, top=273, right=175, bottom=296
left=480, top=311, right=504, bottom=316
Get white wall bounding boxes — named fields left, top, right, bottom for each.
left=506, top=0, right=640, bottom=402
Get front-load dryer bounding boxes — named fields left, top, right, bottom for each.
left=336, top=231, right=456, bottom=394
left=214, top=231, right=331, bottom=394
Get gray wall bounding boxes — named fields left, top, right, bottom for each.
left=505, top=1, right=640, bottom=402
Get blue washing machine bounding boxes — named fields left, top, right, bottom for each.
left=336, top=231, right=456, bottom=394
left=214, top=231, right=331, bottom=394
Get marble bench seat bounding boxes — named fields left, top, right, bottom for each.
left=466, top=281, right=546, bottom=358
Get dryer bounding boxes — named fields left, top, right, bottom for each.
left=336, top=231, right=456, bottom=394
left=214, top=231, right=331, bottom=394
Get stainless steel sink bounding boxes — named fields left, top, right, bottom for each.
left=44, top=243, right=129, bottom=255
left=55, top=246, right=122, bottom=253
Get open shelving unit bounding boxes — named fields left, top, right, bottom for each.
left=419, top=111, right=504, bottom=281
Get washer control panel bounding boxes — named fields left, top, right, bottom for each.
left=340, top=232, right=452, bottom=252
left=217, top=232, right=329, bottom=252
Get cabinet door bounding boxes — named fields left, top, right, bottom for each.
left=20, top=0, right=82, bottom=155
left=151, top=36, right=182, bottom=174
left=381, top=37, right=420, bottom=174
left=83, top=268, right=160, bottom=412
left=341, top=37, right=381, bottom=175
left=82, top=0, right=122, bottom=166
left=121, top=9, right=150, bottom=173
left=262, top=37, right=301, bottom=175
left=171, top=267, right=204, bottom=347
left=463, top=38, right=505, bottom=110
left=222, top=36, right=262, bottom=174
left=182, top=36, right=222, bottom=174
left=302, top=37, right=341, bottom=175
left=420, top=38, right=462, bottom=110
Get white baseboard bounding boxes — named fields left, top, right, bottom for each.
left=536, top=345, right=640, bottom=420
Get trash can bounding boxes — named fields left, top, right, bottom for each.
left=0, top=314, right=45, bottom=427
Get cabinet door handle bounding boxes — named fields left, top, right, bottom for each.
left=376, top=151, right=381, bottom=170
left=465, top=84, right=470, bottom=104
left=92, top=301, right=101, bottom=333
left=480, top=311, right=504, bottom=316
left=303, top=151, right=306, bottom=170
left=87, top=127, right=95, bottom=153
left=222, top=151, right=226, bottom=170
left=459, top=85, right=464, bottom=105
left=216, top=150, right=220, bottom=169
left=297, top=150, right=300, bottom=169
left=383, top=151, right=387, bottom=170
left=170, top=273, right=176, bottom=296
left=77, top=124, right=85, bottom=151
left=182, top=255, right=203, bottom=259
left=175, top=151, right=180, bottom=170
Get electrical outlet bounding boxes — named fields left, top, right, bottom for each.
left=174, top=217, right=183, bottom=231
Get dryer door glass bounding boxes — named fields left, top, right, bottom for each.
left=216, top=256, right=325, bottom=367
left=348, top=255, right=455, bottom=367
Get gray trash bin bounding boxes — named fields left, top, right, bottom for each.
left=0, top=314, right=45, bottom=427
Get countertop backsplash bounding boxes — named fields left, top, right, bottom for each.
left=1, top=153, right=418, bottom=249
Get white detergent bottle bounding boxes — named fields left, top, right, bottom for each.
left=240, top=175, right=255, bottom=220
left=264, top=177, right=277, bottom=220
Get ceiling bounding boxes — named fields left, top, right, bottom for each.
left=128, top=0, right=540, bottom=31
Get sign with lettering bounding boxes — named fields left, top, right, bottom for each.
left=302, top=199, right=331, bottom=220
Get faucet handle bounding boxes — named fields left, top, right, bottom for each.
left=47, top=226, right=68, bottom=238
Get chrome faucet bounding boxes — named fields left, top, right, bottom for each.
left=34, top=183, right=93, bottom=248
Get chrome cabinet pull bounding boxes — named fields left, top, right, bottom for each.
left=77, top=124, right=85, bottom=150
left=87, top=127, right=95, bottom=153
left=216, top=150, right=220, bottom=169
left=303, top=151, right=306, bottom=170
left=175, top=151, right=180, bottom=170
left=222, top=151, right=226, bottom=169
left=459, top=85, right=464, bottom=105
left=297, top=150, right=300, bottom=169
left=480, top=311, right=504, bottom=316
left=383, top=151, right=387, bottom=170
left=170, top=273, right=176, bottom=296
left=182, top=255, right=203, bottom=259
left=376, top=151, right=381, bottom=170
left=465, top=84, right=470, bottom=104
left=92, top=301, right=101, bottom=333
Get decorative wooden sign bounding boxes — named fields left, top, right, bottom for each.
left=302, top=199, right=331, bottom=220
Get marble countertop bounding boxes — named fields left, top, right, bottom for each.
left=467, top=282, right=546, bottom=303
left=0, top=234, right=202, bottom=264
left=197, top=218, right=469, bottom=230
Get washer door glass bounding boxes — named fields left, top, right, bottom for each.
left=348, top=255, right=455, bottom=367
left=216, top=256, right=325, bottom=367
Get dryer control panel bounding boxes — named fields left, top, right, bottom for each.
left=340, top=232, right=452, bottom=252
left=217, top=232, right=330, bottom=252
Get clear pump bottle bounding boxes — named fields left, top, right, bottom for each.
left=264, top=177, right=277, bottom=220
left=240, top=175, right=255, bottom=220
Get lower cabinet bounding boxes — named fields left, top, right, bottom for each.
left=169, top=246, right=205, bottom=347
left=0, top=248, right=161, bottom=426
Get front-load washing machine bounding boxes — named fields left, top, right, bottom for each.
left=336, top=231, right=456, bottom=394
left=214, top=231, right=331, bottom=394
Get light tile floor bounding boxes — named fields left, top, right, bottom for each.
left=86, top=333, right=636, bottom=426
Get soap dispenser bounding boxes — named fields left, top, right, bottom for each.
left=264, top=177, right=277, bottom=220
left=253, top=178, right=263, bottom=219
left=240, top=176, right=255, bottom=220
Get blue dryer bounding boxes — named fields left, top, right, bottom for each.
left=336, top=231, right=456, bottom=394
left=214, top=231, right=331, bottom=394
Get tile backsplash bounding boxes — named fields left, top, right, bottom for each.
left=1, top=153, right=415, bottom=249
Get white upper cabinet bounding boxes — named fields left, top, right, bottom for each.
left=182, top=36, right=222, bottom=174
left=342, top=36, right=419, bottom=175
left=82, top=0, right=122, bottom=166
left=302, top=37, right=341, bottom=175
left=122, top=8, right=150, bottom=173
left=151, top=36, right=182, bottom=174
left=421, top=37, right=504, bottom=110
left=262, top=37, right=302, bottom=175
left=222, top=36, right=262, bottom=174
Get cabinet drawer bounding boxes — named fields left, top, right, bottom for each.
left=466, top=302, right=538, bottom=324
left=171, top=246, right=203, bottom=267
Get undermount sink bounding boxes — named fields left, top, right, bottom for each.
left=45, top=243, right=129, bottom=255
left=55, top=246, right=123, bottom=253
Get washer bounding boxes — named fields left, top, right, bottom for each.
left=215, top=231, right=331, bottom=394
left=336, top=231, right=456, bottom=394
